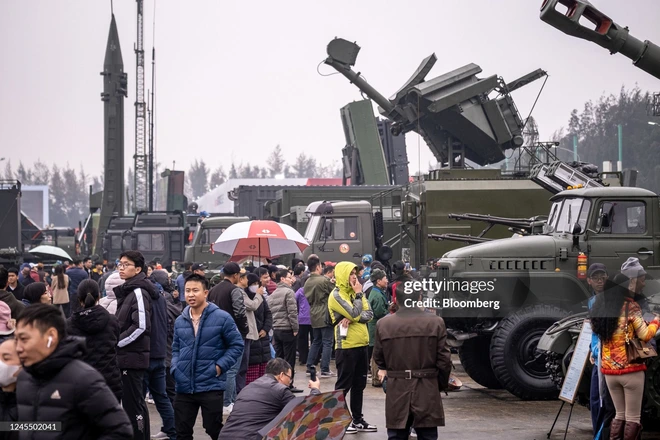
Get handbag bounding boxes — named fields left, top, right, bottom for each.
left=624, top=302, right=657, bottom=364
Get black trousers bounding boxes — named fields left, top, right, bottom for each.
left=236, top=337, right=251, bottom=394
left=273, top=329, right=297, bottom=385
left=387, top=414, right=438, bottom=440
left=335, top=346, right=368, bottom=421
left=165, top=367, right=175, bottom=406
left=121, top=368, right=150, bottom=440
left=174, top=390, right=224, bottom=440
left=297, top=324, right=312, bottom=365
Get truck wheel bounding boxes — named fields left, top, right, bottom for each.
left=642, top=356, right=660, bottom=424
left=458, top=335, right=503, bottom=389
left=490, top=305, right=569, bottom=400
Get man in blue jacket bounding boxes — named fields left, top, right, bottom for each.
left=172, top=273, right=244, bottom=440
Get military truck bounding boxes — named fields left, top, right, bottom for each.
left=183, top=215, right=251, bottom=270
left=435, top=186, right=659, bottom=399
left=119, top=211, right=188, bottom=269
left=101, top=216, right=135, bottom=263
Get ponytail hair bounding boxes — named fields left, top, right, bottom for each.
left=77, top=279, right=100, bottom=309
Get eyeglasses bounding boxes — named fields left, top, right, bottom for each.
left=281, top=372, right=292, bottom=380
left=590, top=275, right=608, bottom=282
left=117, top=262, right=135, bottom=269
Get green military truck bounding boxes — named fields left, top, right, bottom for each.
left=302, top=168, right=553, bottom=266
left=183, top=215, right=250, bottom=271
left=436, top=186, right=658, bottom=400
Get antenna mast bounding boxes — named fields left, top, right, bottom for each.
left=133, top=0, right=148, bottom=212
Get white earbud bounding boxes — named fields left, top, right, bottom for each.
left=47, top=336, right=53, bottom=348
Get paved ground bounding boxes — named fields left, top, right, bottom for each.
left=149, top=355, right=660, bottom=439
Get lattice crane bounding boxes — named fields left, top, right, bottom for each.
left=133, top=0, right=148, bottom=212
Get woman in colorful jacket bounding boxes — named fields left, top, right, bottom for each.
left=591, top=273, right=660, bottom=440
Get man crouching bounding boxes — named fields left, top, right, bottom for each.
left=373, top=282, right=452, bottom=440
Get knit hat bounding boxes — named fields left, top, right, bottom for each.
left=222, top=262, right=242, bottom=276
left=0, top=302, right=14, bottom=336
left=620, top=257, right=647, bottom=279
left=247, top=273, right=260, bottom=286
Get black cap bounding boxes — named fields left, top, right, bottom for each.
left=247, top=273, right=260, bottom=286
left=222, top=262, right=242, bottom=276
left=192, top=263, right=207, bottom=272
left=587, top=263, right=607, bottom=278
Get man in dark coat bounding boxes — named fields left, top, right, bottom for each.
left=115, top=251, right=153, bottom=440
left=14, top=304, right=133, bottom=439
left=373, top=284, right=452, bottom=440
left=0, top=268, right=25, bottom=319
left=219, top=358, right=321, bottom=440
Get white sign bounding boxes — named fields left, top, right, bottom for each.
left=559, top=319, right=592, bottom=404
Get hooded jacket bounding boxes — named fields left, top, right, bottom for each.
left=0, top=290, right=25, bottom=319
left=114, top=272, right=153, bottom=370
left=66, top=305, right=123, bottom=402
left=327, top=262, right=373, bottom=349
left=171, top=302, right=244, bottom=394
left=16, top=336, right=133, bottom=440
left=100, top=272, right=123, bottom=314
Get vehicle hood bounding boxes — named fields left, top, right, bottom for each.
left=443, top=235, right=559, bottom=259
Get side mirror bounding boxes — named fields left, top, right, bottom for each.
left=571, top=223, right=582, bottom=235
left=600, top=212, right=611, bottom=228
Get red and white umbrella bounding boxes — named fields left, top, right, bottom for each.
left=211, top=220, right=309, bottom=258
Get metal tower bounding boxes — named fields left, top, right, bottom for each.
left=133, top=0, right=148, bottom=212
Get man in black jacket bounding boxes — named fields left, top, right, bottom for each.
left=0, top=268, right=25, bottom=319
left=14, top=304, right=133, bottom=439
left=144, top=272, right=176, bottom=440
left=219, top=358, right=321, bottom=440
left=115, top=251, right=152, bottom=440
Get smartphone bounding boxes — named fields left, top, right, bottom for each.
left=309, top=365, right=317, bottom=382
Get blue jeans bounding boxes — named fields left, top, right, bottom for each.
left=223, top=345, right=244, bottom=407
left=307, top=326, right=334, bottom=373
left=144, top=358, right=176, bottom=439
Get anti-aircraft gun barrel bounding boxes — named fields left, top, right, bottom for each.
left=540, top=0, right=660, bottom=80
left=428, top=233, right=493, bottom=245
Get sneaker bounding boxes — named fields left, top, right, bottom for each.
left=345, top=425, right=357, bottom=434
left=409, top=428, right=418, bottom=438
left=222, top=403, right=233, bottom=416
left=151, top=432, right=169, bottom=440
left=145, top=395, right=155, bottom=405
left=351, top=419, right=377, bottom=432
left=320, top=370, right=336, bottom=377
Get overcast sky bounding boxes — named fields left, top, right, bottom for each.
left=1, top=0, right=659, bottom=179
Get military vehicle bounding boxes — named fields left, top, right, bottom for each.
left=101, top=216, right=134, bottom=263
left=121, top=211, right=188, bottom=269
left=436, top=186, right=660, bottom=399
left=183, top=215, right=250, bottom=271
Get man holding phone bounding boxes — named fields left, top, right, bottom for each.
left=328, top=261, right=377, bottom=434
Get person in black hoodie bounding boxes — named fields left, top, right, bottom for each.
left=144, top=270, right=176, bottom=440
left=67, top=280, right=122, bottom=403
left=14, top=304, right=133, bottom=439
left=0, top=338, right=21, bottom=440
left=0, top=268, right=25, bottom=319
left=115, top=251, right=153, bottom=440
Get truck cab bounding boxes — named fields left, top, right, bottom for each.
left=102, top=216, right=134, bottom=263
left=184, top=216, right=250, bottom=270
left=436, top=186, right=659, bottom=400
left=123, top=211, right=187, bottom=269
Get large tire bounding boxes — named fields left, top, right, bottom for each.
left=459, top=335, right=503, bottom=389
left=490, top=305, right=569, bottom=400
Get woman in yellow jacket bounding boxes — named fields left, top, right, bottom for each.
left=591, top=273, right=660, bottom=440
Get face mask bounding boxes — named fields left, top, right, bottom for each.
left=0, top=360, right=20, bottom=387
left=248, top=285, right=258, bottom=293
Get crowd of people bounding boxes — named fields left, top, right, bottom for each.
left=0, top=252, right=455, bottom=440
left=2, top=250, right=654, bottom=439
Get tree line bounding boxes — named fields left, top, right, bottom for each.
left=0, top=145, right=341, bottom=227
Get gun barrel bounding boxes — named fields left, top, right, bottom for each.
left=540, top=0, right=660, bottom=80
left=428, top=233, right=493, bottom=244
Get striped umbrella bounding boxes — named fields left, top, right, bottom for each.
left=211, top=220, right=309, bottom=259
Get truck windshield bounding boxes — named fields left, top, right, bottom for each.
left=552, top=197, right=591, bottom=234
left=304, top=215, right=320, bottom=243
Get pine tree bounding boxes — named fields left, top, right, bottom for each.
left=188, top=159, right=210, bottom=199
left=267, top=145, right=286, bottom=177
